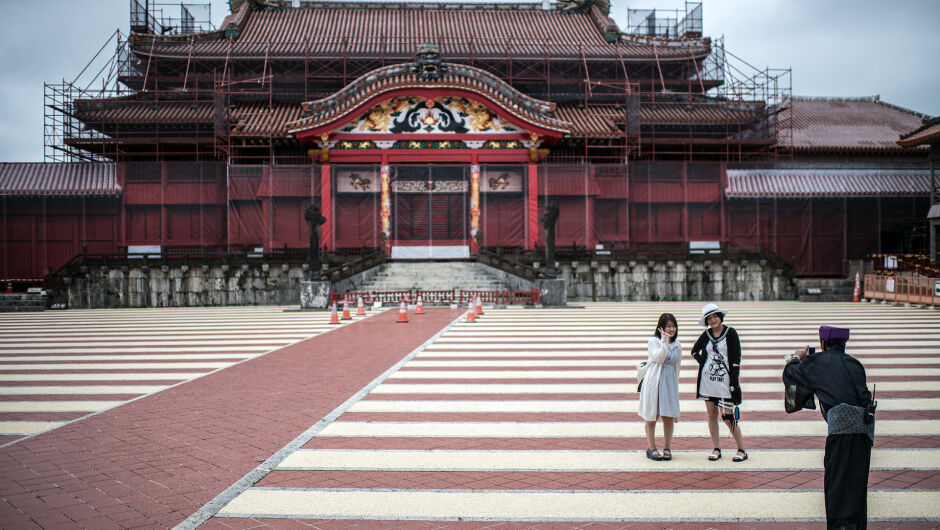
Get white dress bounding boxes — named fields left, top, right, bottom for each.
left=638, top=336, right=682, bottom=421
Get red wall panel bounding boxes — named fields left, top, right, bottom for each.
left=685, top=182, right=722, bottom=203
left=688, top=203, right=721, bottom=240
left=228, top=175, right=263, bottom=201
left=594, top=199, right=628, bottom=243
left=123, top=183, right=162, bottom=204
left=555, top=197, right=588, bottom=247
left=272, top=198, right=306, bottom=245
left=125, top=207, right=161, bottom=243
left=228, top=202, right=264, bottom=245
left=629, top=182, right=684, bottom=202
left=335, top=196, right=378, bottom=248
left=481, top=195, right=523, bottom=247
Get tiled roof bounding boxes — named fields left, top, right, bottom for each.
left=288, top=62, right=570, bottom=135
left=0, top=163, right=121, bottom=197
left=642, top=101, right=765, bottom=124
left=232, top=102, right=304, bottom=136
left=75, top=100, right=213, bottom=123
left=555, top=102, right=766, bottom=137
left=784, top=96, right=929, bottom=153
left=67, top=96, right=769, bottom=139
left=130, top=5, right=709, bottom=61
left=898, top=117, right=940, bottom=148
left=72, top=98, right=302, bottom=137
left=725, top=168, right=930, bottom=198
left=553, top=105, right=622, bottom=137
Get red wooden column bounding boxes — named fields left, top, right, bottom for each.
left=380, top=164, right=391, bottom=254
left=527, top=163, right=538, bottom=250
left=320, top=164, right=332, bottom=251
left=470, top=164, right=480, bottom=253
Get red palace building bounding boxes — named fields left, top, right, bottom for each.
left=0, top=0, right=933, bottom=288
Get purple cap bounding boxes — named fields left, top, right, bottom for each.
left=819, top=325, right=850, bottom=342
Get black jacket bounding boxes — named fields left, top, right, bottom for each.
left=782, top=347, right=871, bottom=420
left=690, top=326, right=741, bottom=400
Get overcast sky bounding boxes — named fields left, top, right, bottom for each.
left=0, top=0, right=936, bottom=162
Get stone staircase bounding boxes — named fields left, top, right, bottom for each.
left=796, top=278, right=855, bottom=302
left=0, top=293, right=47, bottom=312
left=353, top=261, right=521, bottom=292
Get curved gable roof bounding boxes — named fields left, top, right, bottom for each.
left=288, top=61, right=571, bottom=137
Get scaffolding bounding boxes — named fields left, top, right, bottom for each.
left=129, top=0, right=213, bottom=35
left=43, top=2, right=790, bottom=164
left=626, top=2, right=703, bottom=38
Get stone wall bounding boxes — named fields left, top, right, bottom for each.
left=58, top=263, right=312, bottom=309
left=55, top=258, right=796, bottom=309
left=553, top=258, right=795, bottom=301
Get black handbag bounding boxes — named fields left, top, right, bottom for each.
left=783, top=369, right=816, bottom=413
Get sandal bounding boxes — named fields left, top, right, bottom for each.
left=646, top=449, right=662, bottom=461
left=733, top=449, right=748, bottom=462
left=708, top=448, right=721, bottom=461
left=661, top=449, right=672, bottom=461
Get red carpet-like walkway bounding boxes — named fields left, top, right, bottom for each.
left=0, top=308, right=461, bottom=529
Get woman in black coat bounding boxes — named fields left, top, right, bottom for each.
left=690, top=303, right=747, bottom=462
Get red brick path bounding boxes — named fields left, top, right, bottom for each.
left=0, top=308, right=461, bottom=529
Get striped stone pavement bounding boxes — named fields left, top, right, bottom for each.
left=0, top=306, right=363, bottom=447
left=205, top=302, right=940, bottom=526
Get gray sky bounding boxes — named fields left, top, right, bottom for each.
left=1, top=0, right=936, bottom=162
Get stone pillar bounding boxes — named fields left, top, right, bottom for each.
left=535, top=278, right=566, bottom=307
left=300, top=280, right=330, bottom=309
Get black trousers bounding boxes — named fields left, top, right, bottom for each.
left=823, top=433, right=872, bottom=530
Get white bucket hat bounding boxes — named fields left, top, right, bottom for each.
left=699, top=303, right=728, bottom=326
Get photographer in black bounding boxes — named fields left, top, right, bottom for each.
left=783, top=326, right=874, bottom=530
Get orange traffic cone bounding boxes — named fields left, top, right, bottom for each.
left=396, top=301, right=409, bottom=323
left=465, top=300, right=476, bottom=323
left=341, top=299, right=352, bottom=320
left=415, top=295, right=424, bottom=314
left=475, top=296, right=484, bottom=316
left=853, top=272, right=861, bottom=302
left=356, top=296, right=366, bottom=315
left=329, top=303, right=340, bottom=324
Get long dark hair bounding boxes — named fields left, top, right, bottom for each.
left=654, top=313, right=678, bottom=343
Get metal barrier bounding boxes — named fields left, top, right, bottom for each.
left=330, top=289, right=540, bottom=306
left=863, top=274, right=940, bottom=306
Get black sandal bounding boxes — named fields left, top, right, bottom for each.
left=661, top=449, right=672, bottom=461
left=646, top=449, right=662, bottom=461
left=708, top=448, right=721, bottom=461
left=733, top=449, right=748, bottom=462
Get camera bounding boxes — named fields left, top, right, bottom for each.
left=807, top=347, right=815, bottom=355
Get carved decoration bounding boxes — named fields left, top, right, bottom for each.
left=338, top=96, right=521, bottom=136
left=411, top=42, right=449, bottom=81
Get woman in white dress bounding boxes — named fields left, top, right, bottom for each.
left=638, top=313, right=681, bottom=461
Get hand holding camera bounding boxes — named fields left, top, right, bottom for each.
left=787, top=346, right=814, bottom=363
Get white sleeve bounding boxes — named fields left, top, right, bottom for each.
left=648, top=337, right=668, bottom=364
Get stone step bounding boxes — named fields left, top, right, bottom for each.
left=356, top=261, right=513, bottom=292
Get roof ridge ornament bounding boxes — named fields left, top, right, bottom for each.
left=412, top=42, right=448, bottom=81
